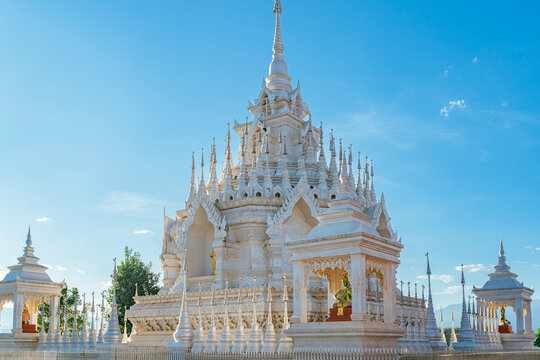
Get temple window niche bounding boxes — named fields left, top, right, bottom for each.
left=282, top=198, right=318, bottom=274
left=186, top=206, right=215, bottom=277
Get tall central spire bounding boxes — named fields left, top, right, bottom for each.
left=266, top=0, right=292, bottom=91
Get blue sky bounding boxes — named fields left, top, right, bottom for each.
left=1, top=1, right=539, bottom=330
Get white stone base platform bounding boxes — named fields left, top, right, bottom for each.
left=286, top=321, right=403, bottom=352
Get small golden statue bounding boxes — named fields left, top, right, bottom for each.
left=22, top=305, right=31, bottom=325
left=334, top=276, right=352, bottom=315
left=209, top=249, right=216, bottom=276
left=500, top=307, right=511, bottom=326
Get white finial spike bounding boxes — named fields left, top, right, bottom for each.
left=499, top=237, right=504, bottom=257
left=267, top=0, right=291, bottom=91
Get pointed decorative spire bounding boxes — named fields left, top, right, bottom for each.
left=246, top=276, right=262, bottom=353
left=169, top=249, right=193, bottom=350
left=370, top=159, right=376, bottom=202
left=22, top=226, right=35, bottom=258
left=424, top=253, right=448, bottom=351
left=262, top=274, right=277, bottom=353
left=218, top=280, right=233, bottom=352
left=187, top=152, right=197, bottom=203
left=192, top=282, right=206, bottom=353
left=204, top=282, right=218, bottom=352
left=266, top=0, right=291, bottom=91
left=101, top=258, right=123, bottom=345
left=277, top=273, right=293, bottom=353
left=88, top=292, right=96, bottom=349
left=317, top=124, right=328, bottom=192
left=348, top=145, right=355, bottom=185
left=198, top=148, right=206, bottom=194
left=97, top=294, right=105, bottom=345
left=232, top=279, right=246, bottom=353
left=70, top=297, right=79, bottom=349
left=453, top=264, right=475, bottom=351
left=450, top=307, right=458, bottom=346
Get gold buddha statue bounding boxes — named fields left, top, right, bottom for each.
left=22, top=305, right=31, bottom=325
left=500, top=307, right=511, bottom=326
left=333, top=275, right=352, bottom=315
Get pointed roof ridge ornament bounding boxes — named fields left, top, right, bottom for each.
left=499, top=237, right=504, bottom=257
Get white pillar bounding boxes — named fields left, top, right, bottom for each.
left=350, top=254, right=366, bottom=321
left=49, top=296, right=60, bottom=333
left=514, top=299, right=524, bottom=334
left=524, top=301, right=532, bottom=334
left=12, top=295, right=23, bottom=333
left=383, top=262, right=397, bottom=323
left=291, top=260, right=307, bottom=323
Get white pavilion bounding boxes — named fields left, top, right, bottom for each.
left=0, top=228, right=64, bottom=349
left=472, top=240, right=535, bottom=349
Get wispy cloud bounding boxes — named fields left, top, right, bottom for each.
left=456, top=264, right=491, bottom=272
left=337, top=109, right=463, bottom=152
left=133, top=229, right=152, bottom=235
left=437, top=285, right=473, bottom=295
left=536, top=247, right=540, bottom=251
left=36, top=217, right=54, bottom=222
left=525, top=245, right=532, bottom=249
left=417, top=274, right=455, bottom=284
left=473, top=57, right=478, bottom=63
left=76, top=269, right=86, bottom=274
left=500, top=100, right=508, bottom=107
left=440, top=99, right=467, bottom=118
left=442, top=66, right=453, bottom=78
left=56, top=265, right=68, bottom=271
left=100, top=191, right=161, bottom=217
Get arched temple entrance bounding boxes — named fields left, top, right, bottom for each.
left=186, top=206, right=215, bottom=277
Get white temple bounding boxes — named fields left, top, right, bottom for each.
left=0, top=0, right=536, bottom=357
left=125, top=0, right=538, bottom=354
left=128, top=0, right=406, bottom=351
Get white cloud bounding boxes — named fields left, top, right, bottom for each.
left=133, top=229, right=152, bottom=235
left=456, top=264, right=492, bottom=272
left=101, top=281, right=112, bottom=292
left=473, top=57, right=478, bottom=63
left=525, top=245, right=532, bottom=249
left=442, top=66, right=453, bottom=78
left=56, top=265, right=68, bottom=271
left=437, top=285, right=473, bottom=295
left=0, top=267, right=8, bottom=280
left=35, top=217, right=54, bottom=222
left=440, top=99, right=467, bottom=117
left=500, top=100, right=508, bottom=107
left=101, top=191, right=161, bottom=217
left=535, top=247, right=540, bottom=251
left=76, top=269, right=86, bottom=274
left=417, top=274, right=455, bottom=284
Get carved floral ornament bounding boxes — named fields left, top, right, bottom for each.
left=266, top=179, right=320, bottom=237
left=304, top=256, right=351, bottom=286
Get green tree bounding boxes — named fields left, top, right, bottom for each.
left=107, top=247, right=161, bottom=335
left=534, top=328, right=540, bottom=347
left=37, top=286, right=82, bottom=334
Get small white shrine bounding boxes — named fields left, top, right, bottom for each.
left=0, top=228, right=63, bottom=349
left=473, top=240, right=535, bottom=350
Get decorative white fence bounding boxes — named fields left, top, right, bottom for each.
left=1, top=349, right=539, bottom=360
left=0, top=349, right=400, bottom=360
